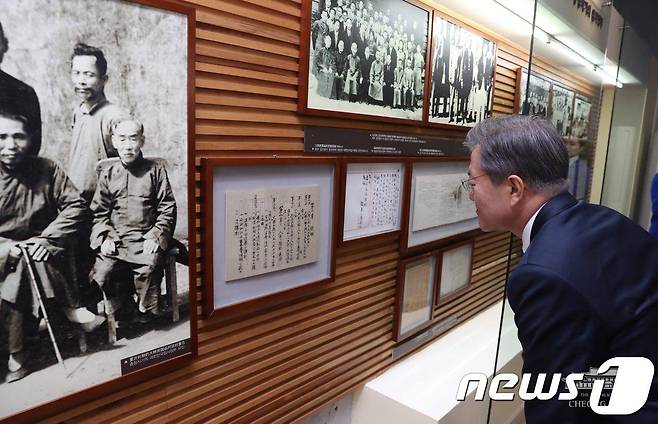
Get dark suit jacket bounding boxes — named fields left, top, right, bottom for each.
left=508, top=191, right=658, bottom=423
left=0, top=69, right=41, bottom=155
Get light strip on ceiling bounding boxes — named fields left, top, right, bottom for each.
left=491, top=0, right=623, bottom=88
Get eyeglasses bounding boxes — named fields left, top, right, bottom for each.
left=460, top=173, right=487, bottom=195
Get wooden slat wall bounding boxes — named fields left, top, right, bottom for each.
left=36, top=1, right=600, bottom=423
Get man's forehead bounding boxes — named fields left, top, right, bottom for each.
left=114, top=121, right=141, bottom=134
left=72, top=55, right=99, bottom=70
left=0, top=116, right=27, bottom=132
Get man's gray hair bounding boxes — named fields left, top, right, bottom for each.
left=111, top=117, right=144, bottom=137
left=465, top=115, right=568, bottom=193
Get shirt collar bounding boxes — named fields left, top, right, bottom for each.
left=522, top=203, right=547, bottom=253
left=78, top=93, right=108, bottom=115
left=569, top=156, right=578, bottom=166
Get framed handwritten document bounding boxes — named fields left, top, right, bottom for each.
left=435, top=240, right=474, bottom=306
left=225, top=186, right=321, bottom=281
left=340, top=160, right=405, bottom=244
left=403, top=160, right=479, bottom=252
left=203, top=157, right=338, bottom=317
left=395, top=252, right=437, bottom=342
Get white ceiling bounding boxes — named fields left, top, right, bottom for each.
left=428, top=0, right=638, bottom=86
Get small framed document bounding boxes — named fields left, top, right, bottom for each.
left=203, top=156, right=338, bottom=317
left=402, top=160, right=479, bottom=253
left=435, top=240, right=474, bottom=306
left=340, top=159, right=405, bottom=244
left=395, top=252, right=437, bottom=342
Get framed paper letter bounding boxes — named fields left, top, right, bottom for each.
left=341, top=161, right=404, bottom=243
left=395, top=253, right=436, bottom=341
left=203, top=157, right=338, bottom=317
left=403, top=160, right=478, bottom=252
left=436, top=240, right=474, bottom=306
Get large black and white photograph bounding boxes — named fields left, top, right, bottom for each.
left=305, top=0, right=430, bottom=122
left=572, top=95, right=592, bottom=140
left=428, top=15, right=496, bottom=127
left=549, top=84, right=575, bottom=136
left=0, top=0, right=192, bottom=419
left=518, top=68, right=551, bottom=117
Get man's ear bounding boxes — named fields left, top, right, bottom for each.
left=508, top=175, right=525, bottom=206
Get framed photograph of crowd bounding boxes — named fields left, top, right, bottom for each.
left=202, top=157, right=338, bottom=318
left=300, top=0, right=432, bottom=124
left=549, top=83, right=575, bottom=137
left=516, top=68, right=551, bottom=117
left=428, top=14, right=496, bottom=128
left=0, top=0, right=195, bottom=421
left=572, top=95, right=592, bottom=140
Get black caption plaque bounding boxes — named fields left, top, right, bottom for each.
left=304, top=126, right=470, bottom=157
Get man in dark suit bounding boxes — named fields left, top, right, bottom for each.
left=0, top=21, right=41, bottom=155
left=464, top=115, right=658, bottom=423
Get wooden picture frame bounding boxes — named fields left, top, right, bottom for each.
left=0, top=0, right=197, bottom=422
left=400, top=158, right=479, bottom=255
left=572, top=94, right=592, bottom=140
left=338, top=157, right=406, bottom=245
left=299, top=0, right=433, bottom=126
left=394, top=251, right=437, bottom=342
left=434, top=239, right=475, bottom=307
left=427, top=11, right=498, bottom=128
left=202, top=156, right=339, bottom=318
left=548, top=83, right=576, bottom=137
left=515, top=67, right=551, bottom=116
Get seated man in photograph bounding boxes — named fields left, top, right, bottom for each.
left=89, top=118, right=176, bottom=323
left=0, top=111, right=104, bottom=383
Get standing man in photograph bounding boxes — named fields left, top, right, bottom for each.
left=0, top=21, right=41, bottom=156
left=69, top=42, right=129, bottom=202
left=464, top=115, right=658, bottom=422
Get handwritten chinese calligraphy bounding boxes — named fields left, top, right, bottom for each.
left=412, top=173, right=476, bottom=232
left=344, top=164, right=402, bottom=241
left=225, top=186, right=320, bottom=281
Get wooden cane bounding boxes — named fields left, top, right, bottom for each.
left=19, top=245, right=66, bottom=371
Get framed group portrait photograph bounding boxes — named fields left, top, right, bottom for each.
left=0, top=0, right=196, bottom=420
left=299, top=0, right=432, bottom=124
left=549, top=84, right=575, bottom=137
left=572, top=95, right=592, bottom=140
left=428, top=14, right=496, bottom=128
left=516, top=68, right=551, bottom=117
